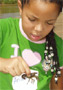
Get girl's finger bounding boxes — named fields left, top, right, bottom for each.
left=18, top=63, right=26, bottom=74
left=13, top=65, right=22, bottom=76
left=18, top=56, right=31, bottom=75
left=21, top=59, right=31, bottom=76
left=9, top=68, right=17, bottom=77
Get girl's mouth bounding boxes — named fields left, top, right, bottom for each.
left=30, top=34, right=41, bottom=40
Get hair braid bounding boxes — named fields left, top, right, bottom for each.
left=46, top=30, right=60, bottom=75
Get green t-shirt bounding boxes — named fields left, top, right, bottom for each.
left=0, top=18, right=63, bottom=90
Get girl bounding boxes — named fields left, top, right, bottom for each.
left=0, top=0, right=63, bottom=90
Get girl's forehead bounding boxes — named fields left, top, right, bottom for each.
left=27, top=0, right=59, bottom=8
left=25, top=0, right=59, bottom=13
left=27, top=0, right=56, bottom=4
left=24, top=0, right=59, bottom=20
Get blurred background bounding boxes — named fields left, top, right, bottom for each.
left=0, top=0, right=63, bottom=39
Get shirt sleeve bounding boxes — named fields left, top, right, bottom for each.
left=0, top=20, right=2, bottom=55
left=0, top=18, right=10, bottom=55
left=0, top=26, right=2, bottom=46
left=0, top=18, right=13, bottom=48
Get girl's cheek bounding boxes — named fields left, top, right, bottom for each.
left=22, top=22, right=33, bottom=32
left=23, top=18, right=33, bottom=28
left=48, top=26, right=54, bottom=31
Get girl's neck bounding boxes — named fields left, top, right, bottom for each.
left=19, top=18, right=46, bottom=44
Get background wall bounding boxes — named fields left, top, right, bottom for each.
left=54, top=12, right=63, bottom=39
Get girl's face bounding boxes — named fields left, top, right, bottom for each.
left=19, top=0, right=60, bottom=41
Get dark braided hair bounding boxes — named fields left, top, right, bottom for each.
left=20, top=0, right=63, bottom=82
left=46, top=30, right=60, bottom=75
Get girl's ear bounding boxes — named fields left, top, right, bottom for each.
left=18, top=0, right=22, bottom=16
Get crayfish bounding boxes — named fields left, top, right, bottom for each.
left=22, top=72, right=39, bottom=84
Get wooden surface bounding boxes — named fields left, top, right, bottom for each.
left=54, top=12, right=63, bottom=39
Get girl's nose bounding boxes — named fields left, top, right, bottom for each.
left=34, top=24, right=44, bottom=32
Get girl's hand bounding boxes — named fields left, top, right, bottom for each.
left=0, top=57, right=30, bottom=77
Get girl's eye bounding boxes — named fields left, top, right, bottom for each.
left=47, top=22, right=54, bottom=25
left=28, top=17, right=36, bottom=22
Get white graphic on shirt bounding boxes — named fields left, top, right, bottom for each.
left=22, top=49, right=41, bottom=66
left=11, top=44, right=19, bottom=58
left=12, top=70, right=39, bottom=90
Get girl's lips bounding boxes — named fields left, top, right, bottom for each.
left=30, top=34, right=41, bottom=40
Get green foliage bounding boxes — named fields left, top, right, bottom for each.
left=0, top=0, right=17, bottom=4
